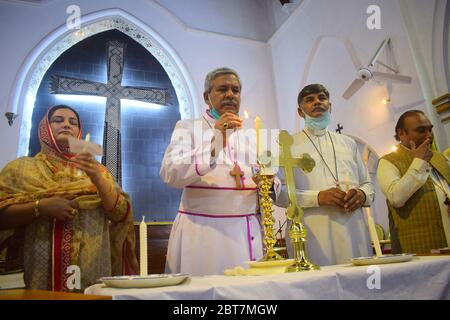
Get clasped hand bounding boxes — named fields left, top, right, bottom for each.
left=39, top=196, right=80, bottom=221
left=318, top=187, right=366, bottom=213
left=214, top=112, right=243, bottom=132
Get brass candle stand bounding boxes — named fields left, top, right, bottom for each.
left=277, top=130, right=319, bottom=271
left=257, top=171, right=284, bottom=262
left=255, top=130, right=320, bottom=272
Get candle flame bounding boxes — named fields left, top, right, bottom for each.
left=85, top=133, right=90, bottom=142
left=244, top=110, right=249, bottom=119
left=392, top=145, right=398, bottom=151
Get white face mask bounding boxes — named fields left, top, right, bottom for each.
left=303, top=110, right=330, bottom=130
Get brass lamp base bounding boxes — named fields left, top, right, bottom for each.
left=286, top=220, right=320, bottom=272
left=287, top=259, right=320, bottom=272
left=260, top=249, right=284, bottom=262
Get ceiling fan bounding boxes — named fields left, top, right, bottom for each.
left=342, top=38, right=412, bottom=100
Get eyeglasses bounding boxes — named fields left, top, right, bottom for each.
left=50, top=116, right=79, bottom=126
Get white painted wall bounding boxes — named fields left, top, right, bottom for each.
left=0, top=0, right=279, bottom=168
left=269, top=0, right=433, bottom=157
left=398, top=0, right=449, bottom=150
left=154, top=0, right=274, bottom=41
left=268, top=0, right=438, bottom=230
left=263, top=0, right=304, bottom=37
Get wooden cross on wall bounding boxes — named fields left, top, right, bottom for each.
left=49, top=41, right=171, bottom=185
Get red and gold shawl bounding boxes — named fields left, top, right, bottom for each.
left=0, top=108, right=138, bottom=290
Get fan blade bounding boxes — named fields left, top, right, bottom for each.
left=342, top=79, right=366, bottom=100
left=372, top=71, right=412, bottom=83
left=368, top=38, right=390, bottom=67
left=343, top=39, right=362, bottom=70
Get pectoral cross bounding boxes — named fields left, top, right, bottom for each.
left=230, top=163, right=244, bottom=189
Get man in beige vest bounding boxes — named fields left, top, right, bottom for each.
left=377, top=110, right=450, bottom=254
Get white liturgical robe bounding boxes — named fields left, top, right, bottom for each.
left=275, top=127, right=375, bottom=266
left=160, top=111, right=263, bottom=276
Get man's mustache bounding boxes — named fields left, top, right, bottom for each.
left=221, top=100, right=237, bottom=106
left=312, top=104, right=327, bottom=112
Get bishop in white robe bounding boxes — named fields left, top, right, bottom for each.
left=160, top=68, right=263, bottom=275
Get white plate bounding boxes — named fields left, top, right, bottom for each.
left=100, top=274, right=189, bottom=288
left=351, top=254, right=414, bottom=266
left=246, top=259, right=294, bottom=268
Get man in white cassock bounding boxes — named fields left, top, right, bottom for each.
left=160, top=67, right=263, bottom=275
left=275, top=84, right=375, bottom=266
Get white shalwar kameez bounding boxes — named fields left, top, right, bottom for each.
left=160, top=111, right=263, bottom=276
left=275, top=127, right=375, bottom=266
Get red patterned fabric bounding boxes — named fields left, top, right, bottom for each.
left=38, top=107, right=82, bottom=159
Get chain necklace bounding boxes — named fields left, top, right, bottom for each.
left=430, top=170, right=450, bottom=205
left=303, top=130, right=340, bottom=187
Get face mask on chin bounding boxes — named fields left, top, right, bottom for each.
left=209, top=106, right=221, bottom=120
left=303, top=110, right=330, bottom=130
left=208, top=95, right=239, bottom=119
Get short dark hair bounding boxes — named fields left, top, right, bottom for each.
left=394, top=110, right=425, bottom=141
left=297, top=84, right=330, bottom=106
left=48, top=104, right=81, bottom=128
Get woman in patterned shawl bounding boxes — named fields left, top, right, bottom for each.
left=0, top=105, right=138, bottom=291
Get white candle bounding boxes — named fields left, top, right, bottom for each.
left=254, top=116, right=262, bottom=158
left=82, top=133, right=90, bottom=153
left=77, top=133, right=92, bottom=177
left=364, top=207, right=383, bottom=257
left=139, top=216, right=148, bottom=276
left=344, top=172, right=350, bottom=192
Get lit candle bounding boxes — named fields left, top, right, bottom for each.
left=82, top=133, right=90, bottom=152
left=254, top=116, right=263, bottom=158
left=364, top=207, right=383, bottom=257
left=139, top=216, right=148, bottom=276
left=77, top=133, right=92, bottom=177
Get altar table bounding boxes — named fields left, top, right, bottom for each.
left=85, top=256, right=450, bottom=300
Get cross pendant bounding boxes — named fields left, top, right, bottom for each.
left=230, top=163, right=244, bottom=189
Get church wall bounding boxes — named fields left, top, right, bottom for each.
left=397, top=0, right=449, bottom=149
left=154, top=0, right=274, bottom=41
left=268, top=0, right=434, bottom=231
left=0, top=0, right=279, bottom=170
left=269, top=0, right=429, bottom=156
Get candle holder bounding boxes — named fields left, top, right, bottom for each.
left=257, top=171, right=284, bottom=262
left=286, top=217, right=320, bottom=272
left=277, top=130, right=320, bottom=272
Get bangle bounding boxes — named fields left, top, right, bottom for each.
left=34, top=199, right=40, bottom=218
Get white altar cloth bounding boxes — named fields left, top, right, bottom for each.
left=85, top=256, right=450, bottom=300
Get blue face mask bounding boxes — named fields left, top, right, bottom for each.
left=210, top=107, right=221, bottom=120
left=208, top=95, right=239, bottom=120
left=304, top=110, right=330, bottom=130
